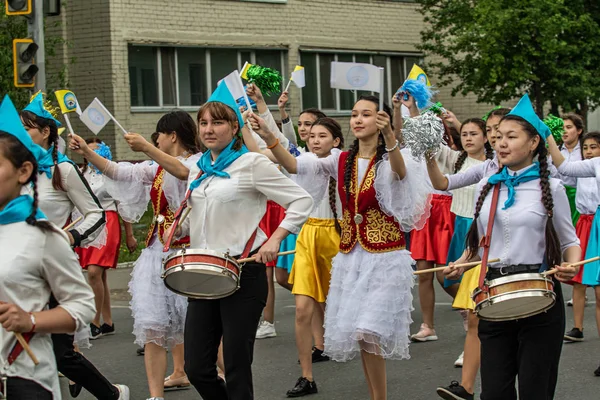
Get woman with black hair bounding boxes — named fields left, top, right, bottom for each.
left=253, top=94, right=431, bottom=400
left=70, top=110, right=200, bottom=400
left=444, top=94, right=580, bottom=399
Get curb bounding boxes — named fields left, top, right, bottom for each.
left=116, top=262, right=135, bottom=269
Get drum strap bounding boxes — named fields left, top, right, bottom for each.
left=240, top=229, right=258, bottom=260
left=477, top=183, right=501, bottom=291
left=7, top=332, right=34, bottom=365
left=163, top=171, right=203, bottom=253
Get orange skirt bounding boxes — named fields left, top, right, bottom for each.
left=76, top=211, right=121, bottom=269
left=410, top=194, right=455, bottom=265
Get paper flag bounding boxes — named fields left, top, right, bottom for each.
left=240, top=62, right=253, bottom=80
left=79, top=98, right=112, bottom=135
left=55, top=90, right=82, bottom=115
left=291, top=66, right=305, bottom=88
left=219, top=70, right=251, bottom=112
left=330, top=62, right=383, bottom=92
left=406, top=64, right=431, bottom=86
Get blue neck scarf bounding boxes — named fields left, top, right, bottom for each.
left=189, top=140, right=248, bottom=192
left=488, top=162, right=541, bottom=209
left=0, top=195, right=46, bottom=225
left=38, top=145, right=73, bottom=179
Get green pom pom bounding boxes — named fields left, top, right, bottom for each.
left=246, top=65, right=282, bottom=97
left=426, top=102, right=445, bottom=115
left=482, top=106, right=501, bottom=121
left=543, top=114, right=564, bottom=146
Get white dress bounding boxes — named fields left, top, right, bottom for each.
left=104, top=154, right=200, bottom=348
left=296, top=149, right=432, bottom=361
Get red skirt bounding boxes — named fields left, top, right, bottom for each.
left=76, top=211, right=122, bottom=269
left=259, top=201, right=286, bottom=267
left=410, top=194, right=455, bottom=265
left=569, top=213, right=594, bottom=284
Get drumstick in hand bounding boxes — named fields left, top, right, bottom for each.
left=238, top=250, right=296, bottom=264
left=413, top=258, right=501, bottom=275
left=542, top=256, right=600, bottom=277
left=63, top=216, right=83, bottom=231
left=14, top=332, right=39, bottom=365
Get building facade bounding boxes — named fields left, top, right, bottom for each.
left=49, top=0, right=494, bottom=159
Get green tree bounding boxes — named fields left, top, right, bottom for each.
left=0, top=3, right=30, bottom=108
left=417, top=0, right=600, bottom=117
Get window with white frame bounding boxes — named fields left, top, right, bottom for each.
left=300, top=51, right=423, bottom=113
left=128, top=45, right=288, bottom=109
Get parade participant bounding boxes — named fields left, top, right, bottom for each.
left=21, top=93, right=133, bottom=399
left=253, top=94, right=431, bottom=400
left=285, top=117, right=343, bottom=397
left=278, top=90, right=326, bottom=151
left=167, top=81, right=312, bottom=400
left=70, top=110, right=200, bottom=400
left=445, top=94, right=580, bottom=400
left=547, top=131, right=600, bottom=374
left=484, top=108, right=511, bottom=148
left=77, top=139, right=131, bottom=339
left=558, top=113, right=584, bottom=225
left=0, top=95, right=125, bottom=399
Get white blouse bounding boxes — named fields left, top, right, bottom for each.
left=251, top=110, right=290, bottom=151
left=557, top=157, right=600, bottom=213
left=556, top=143, right=582, bottom=187
left=282, top=119, right=298, bottom=146
left=81, top=168, right=117, bottom=212
left=184, top=152, right=313, bottom=256
left=32, top=162, right=105, bottom=247
left=446, top=157, right=500, bottom=191
left=475, top=165, right=579, bottom=269
left=575, top=177, right=599, bottom=215
left=0, top=222, right=95, bottom=398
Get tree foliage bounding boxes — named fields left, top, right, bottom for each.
left=417, top=0, right=600, bottom=117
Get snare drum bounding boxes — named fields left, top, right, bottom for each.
left=162, top=249, right=241, bottom=299
left=472, top=273, right=556, bottom=321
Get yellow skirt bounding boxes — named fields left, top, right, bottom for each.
left=289, top=218, right=340, bottom=303
left=452, top=264, right=481, bottom=311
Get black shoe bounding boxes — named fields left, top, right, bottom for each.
left=136, top=347, right=145, bottom=356
left=69, top=382, right=83, bottom=398
left=286, top=377, right=318, bottom=397
left=89, top=323, right=103, bottom=340
left=594, top=364, right=600, bottom=377
left=564, top=327, right=584, bottom=342
left=101, top=323, right=115, bottom=336
left=311, top=347, right=329, bottom=363
left=436, top=381, right=474, bottom=400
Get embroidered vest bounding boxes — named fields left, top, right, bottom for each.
left=146, top=167, right=189, bottom=248
left=337, top=152, right=405, bottom=254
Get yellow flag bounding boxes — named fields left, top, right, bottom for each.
left=55, top=90, right=82, bottom=114
left=406, top=64, right=431, bottom=86
left=240, top=62, right=254, bottom=80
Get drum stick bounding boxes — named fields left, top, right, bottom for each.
left=63, top=216, right=83, bottom=231
left=180, top=207, right=192, bottom=226
left=14, top=332, right=39, bottom=365
left=413, top=258, right=501, bottom=275
left=542, top=256, right=600, bottom=276
left=237, top=250, right=296, bottom=264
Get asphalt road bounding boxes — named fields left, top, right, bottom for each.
left=60, top=269, right=600, bottom=399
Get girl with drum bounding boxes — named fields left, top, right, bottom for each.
left=167, top=81, right=312, bottom=400
left=69, top=110, right=200, bottom=400
left=0, top=95, right=101, bottom=399
left=251, top=94, right=431, bottom=400
left=547, top=131, right=600, bottom=375
left=444, top=94, right=581, bottom=400
left=21, top=94, right=133, bottom=399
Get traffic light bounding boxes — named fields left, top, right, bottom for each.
left=13, top=38, right=39, bottom=87
left=5, top=0, right=32, bottom=15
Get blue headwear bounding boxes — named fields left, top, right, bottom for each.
left=488, top=162, right=541, bottom=209
left=507, top=94, right=550, bottom=141
left=0, top=95, right=44, bottom=161
left=23, top=92, right=62, bottom=127
left=88, top=142, right=112, bottom=174
left=207, top=80, right=245, bottom=129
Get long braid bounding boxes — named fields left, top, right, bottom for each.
left=328, top=177, right=341, bottom=234
left=26, top=171, right=56, bottom=233
left=453, top=151, right=468, bottom=173
left=51, top=136, right=66, bottom=191
left=484, top=142, right=494, bottom=160
left=538, top=145, right=561, bottom=268
left=343, top=139, right=359, bottom=202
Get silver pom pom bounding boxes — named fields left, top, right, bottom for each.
left=403, top=111, right=446, bottom=161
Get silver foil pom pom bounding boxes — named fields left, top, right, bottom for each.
left=403, top=111, right=445, bottom=161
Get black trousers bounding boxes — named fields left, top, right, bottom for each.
left=49, top=296, right=119, bottom=400
left=184, top=262, right=268, bottom=400
left=478, top=278, right=565, bottom=400
left=4, top=377, right=52, bottom=400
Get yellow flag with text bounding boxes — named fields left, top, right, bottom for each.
left=55, top=90, right=82, bottom=114
left=406, top=64, right=431, bottom=86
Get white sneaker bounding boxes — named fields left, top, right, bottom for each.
left=255, top=321, right=277, bottom=339
left=454, top=351, right=464, bottom=367
left=567, top=298, right=574, bottom=306
left=410, top=323, right=438, bottom=342
left=114, top=384, right=130, bottom=400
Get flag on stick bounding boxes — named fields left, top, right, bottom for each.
left=80, top=98, right=127, bottom=135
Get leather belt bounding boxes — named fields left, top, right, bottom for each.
left=487, top=264, right=542, bottom=279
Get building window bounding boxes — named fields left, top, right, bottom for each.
left=128, top=45, right=288, bottom=109
left=300, top=51, right=422, bottom=113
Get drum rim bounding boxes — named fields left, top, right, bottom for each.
left=165, top=248, right=240, bottom=267
left=163, top=266, right=239, bottom=299
left=475, top=290, right=557, bottom=321
left=485, top=272, right=553, bottom=287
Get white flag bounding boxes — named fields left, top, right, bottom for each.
left=79, top=98, right=111, bottom=135
left=291, top=66, right=305, bottom=88
left=330, top=62, right=383, bottom=92
left=219, top=70, right=251, bottom=110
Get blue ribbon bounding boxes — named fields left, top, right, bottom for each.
left=38, top=145, right=73, bottom=179
left=488, top=162, right=541, bottom=209
left=0, top=195, right=46, bottom=225
left=189, top=140, right=248, bottom=192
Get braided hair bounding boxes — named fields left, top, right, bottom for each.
left=454, top=118, right=494, bottom=173
left=343, top=95, right=391, bottom=203
left=465, top=116, right=561, bottom=268
left=0, top=132, right=56, bottom=233
left=20, top=110, right=65, bottom=191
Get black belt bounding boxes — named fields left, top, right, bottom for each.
left=487, top=264, right=542, bottom=280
